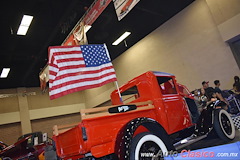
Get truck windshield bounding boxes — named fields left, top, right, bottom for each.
left=156, top=77, right=177, bottom=95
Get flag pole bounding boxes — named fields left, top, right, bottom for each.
left=115, top=81, right=123, bottom=103
left=104, top=43, right=122, bottom=103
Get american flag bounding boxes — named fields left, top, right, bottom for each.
left=48, top=44, right=117, bottom=100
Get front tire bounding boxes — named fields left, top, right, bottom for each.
left=213, top=109, right=235, bottom=141
left=130, top=132, right=168, bottom=160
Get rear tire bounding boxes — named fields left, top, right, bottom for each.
left=213, top=109, right=235, bottom=141
left=130, top=132, right=168, bottom=160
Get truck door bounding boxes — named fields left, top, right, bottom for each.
left=157, top=77, right=192, bottom=134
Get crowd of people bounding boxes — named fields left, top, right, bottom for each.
left=192, top=76, right=240, bottom=114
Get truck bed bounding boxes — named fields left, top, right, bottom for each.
left=53, top=101, right=154, bottom=159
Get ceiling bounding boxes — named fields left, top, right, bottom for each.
left=0, top=0, right=194, bottom=89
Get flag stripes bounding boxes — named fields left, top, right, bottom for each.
left=50, top=73, right=116, bottom=94
left=48, top=44, right=117, bottom=99
left=50, top=65, right=115, bottom=82
left=50, top=78, right=116, bottom=100
left=50, top=66, right=116, bottom=87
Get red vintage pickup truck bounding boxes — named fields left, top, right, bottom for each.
left=53, top=71, right=235, bottom=160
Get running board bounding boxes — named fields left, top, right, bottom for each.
left=174, top=134, right=207, bottom=150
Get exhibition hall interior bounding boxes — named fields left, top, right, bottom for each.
left=0, top=0, right=240, bottom=159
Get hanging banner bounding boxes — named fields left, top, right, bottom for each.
left=64, top=34, right=75, bottom=46
left=113, top=0, right=140, bottom=21
left=39, top=64, right=49, bottom=92
left=41, top=0, right=112, bottom=85
left=63, top=0, right=112, bottom=46
left=73, top=22, right=88, bottom=45
left=83, top=0, right=112, bottom=26
left=63, top=24, right=88, bottom=46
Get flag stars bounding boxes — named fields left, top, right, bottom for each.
left=81, top=44, right=110, bottom=67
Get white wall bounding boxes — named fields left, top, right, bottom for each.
left=85, top=0, right=240, bottom=107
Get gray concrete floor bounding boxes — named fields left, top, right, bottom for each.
left=183, top=129, right=240, bottom=151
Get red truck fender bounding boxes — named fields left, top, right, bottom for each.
left=114, top=117, right=174, bottom=160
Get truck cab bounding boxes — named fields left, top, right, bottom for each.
left=111, top=71, right=194, bottom=134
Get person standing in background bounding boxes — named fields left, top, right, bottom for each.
left=233, top=76, right=240, bottom=93
left=233, top=76, right=240, bottom=99
left=214, top=80, right=222, bottom=94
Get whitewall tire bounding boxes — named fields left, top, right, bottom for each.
left=214, top=109, right=235, bottom=141
left=130, top=132, right=168, bottom=160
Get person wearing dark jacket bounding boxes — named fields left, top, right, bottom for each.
left=233, top=76, right=240, bottom=99
left=202, top=81, right=227, bottom=107
left=214, top=80, right=222, bottom=94
left=233, top=76, right=240, bottom=93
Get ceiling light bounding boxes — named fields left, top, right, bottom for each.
left=17, top=26, right=29, bottom=35
left=17, top=15, right=33, bottom=35
left=112, top=31, right=131, bottom=45
left=0, top=68, right=10, bottom=78
left=21, top=15, right=33, bottom=26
